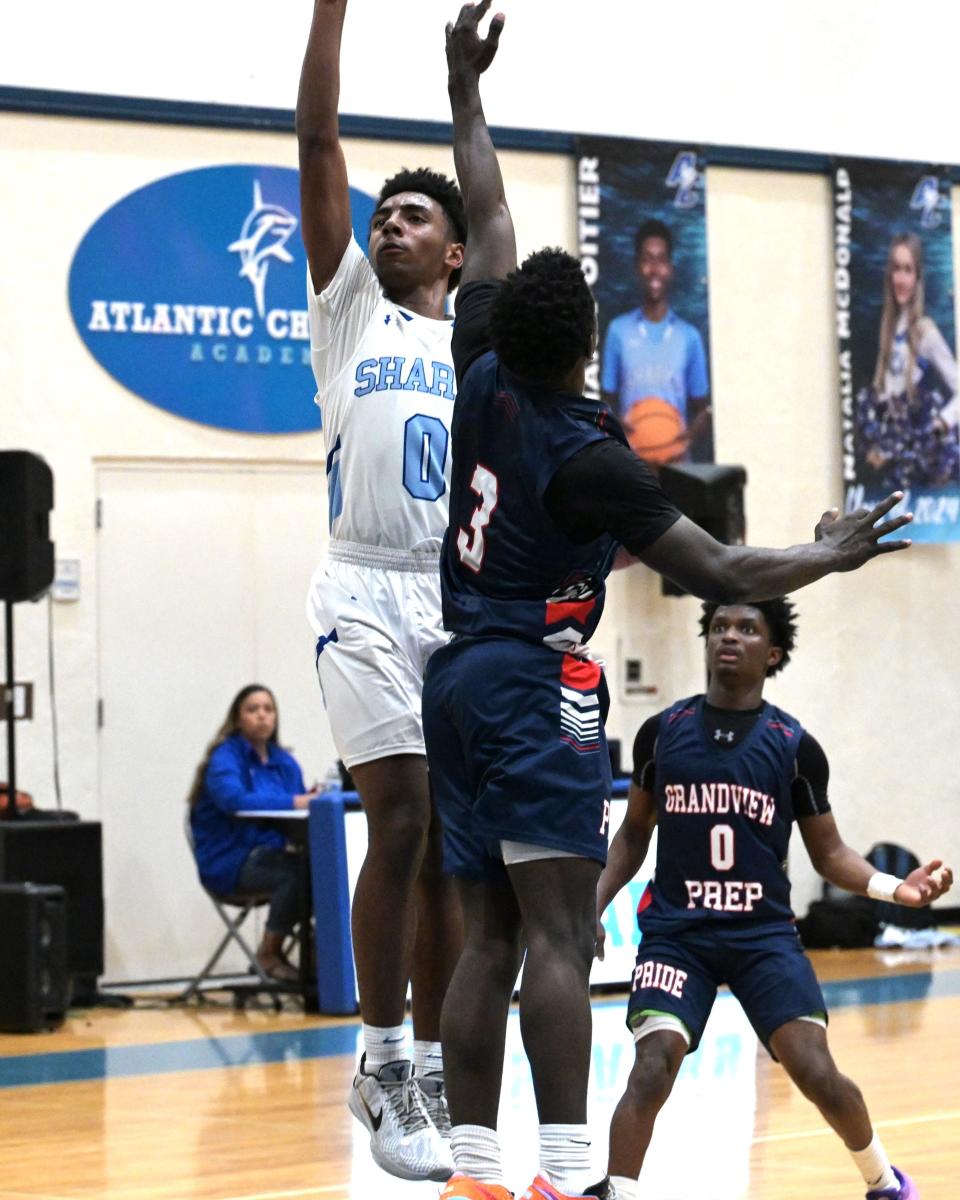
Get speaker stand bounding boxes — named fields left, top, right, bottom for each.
left=2, top=598, right=20, bottom=822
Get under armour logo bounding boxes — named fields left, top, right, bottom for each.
left=714, top=729, right=735, bottom=744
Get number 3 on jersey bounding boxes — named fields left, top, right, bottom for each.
left=457, top=465, right=499, bottom=573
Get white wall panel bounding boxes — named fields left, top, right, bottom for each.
left=6, top=2, right=960, bottom=163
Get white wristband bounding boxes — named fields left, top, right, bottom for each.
left=867, top=872, right=903, bottom=902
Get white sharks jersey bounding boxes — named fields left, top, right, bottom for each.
left=308, top=236, right=456, bottom=551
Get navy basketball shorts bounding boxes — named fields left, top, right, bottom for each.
left=423, top=636, right=613, bottom=880
left=626, top=921, right=827, bottom=1056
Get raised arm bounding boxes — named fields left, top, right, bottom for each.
left=296, top=0, right=353, bottom=293
left=446, top=1, right=516, bottom=285
left=638, top=492, right=913, bottom=602
left=799, top=811, right=953, bottom=908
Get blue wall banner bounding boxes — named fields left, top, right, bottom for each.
left=576, top=138, right=713, bottom=465
left=833, top=160, right=960, bottom=543
left=68, top=164, right=376, bottom=434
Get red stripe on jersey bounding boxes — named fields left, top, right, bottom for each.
left=559, top=735, right=601, bottom=753
left=546, top=598, right=597, bottom=627
left=560, top=655, right=601, bottom=690
left=766, top=721, right=795, bottom=738
left=636, top=883, right=653, bottom=915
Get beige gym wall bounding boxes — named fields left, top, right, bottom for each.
left=1, top=110, right=956, bottom=974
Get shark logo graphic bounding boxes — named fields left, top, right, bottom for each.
left=665, top=151, right=703, bottom=210
left=909, top=175, right=945, bottom=230
left=228, top=180, right=299, bottom=318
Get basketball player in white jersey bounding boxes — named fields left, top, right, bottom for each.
left=297, top=0, right=464, bottom=1182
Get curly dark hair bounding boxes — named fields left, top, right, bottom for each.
left=698, top=597, right=798, bottom=677
left=488, top=248, right=596, bottom=386
left=635, top=217, right=673, bottom=259
left=378, top=167, right=467, bottom=291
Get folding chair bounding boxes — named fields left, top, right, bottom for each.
left=179, top=817, right=285, bottom=1008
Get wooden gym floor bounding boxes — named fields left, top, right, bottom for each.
left=0, top=948, right=958, bottom=1200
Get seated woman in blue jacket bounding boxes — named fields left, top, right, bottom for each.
left=188, top=684, right=318, bottom=982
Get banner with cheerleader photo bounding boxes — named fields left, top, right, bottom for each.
left=833, top=160, right=960, bottom=543
left=576, top=136, right=713, bottom=466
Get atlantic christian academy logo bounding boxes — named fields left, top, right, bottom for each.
left=69, top=165, right=375, bottom=434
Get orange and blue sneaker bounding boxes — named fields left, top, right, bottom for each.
left=440, top=1173, right=513, bottom=1200
left=520, top=1174, right=616, bottom=1200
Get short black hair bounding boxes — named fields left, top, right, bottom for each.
left=377, top=167, right=467, bottom=291
left=489, top=248, right=596, bottom=386
left=634, top=218, right=673, bottom=259
left=698, top=597, right=798, bottom=677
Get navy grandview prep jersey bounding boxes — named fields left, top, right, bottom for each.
left=640, top=695, right=805, bottom=933
left=441, top=347, right=622, bottom=651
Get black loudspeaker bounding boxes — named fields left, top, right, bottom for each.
left=0, top=883, right=69, bottom=1032
left=0, top=822, right=104, bottom=984
left=607, top=737, right=623, bottom=779
left=0, top=450, right=55, bottom=602
left=658, top=463, right=748, bottom=597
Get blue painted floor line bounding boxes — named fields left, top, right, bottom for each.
left=1, top=965, right=958, bottom=1091
left=0, top=1022, right=359, bottom=1089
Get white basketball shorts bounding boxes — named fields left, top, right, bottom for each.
left=306, top=540, right=448, bottom=769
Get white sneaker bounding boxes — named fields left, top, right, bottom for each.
left=348, top=1056, right=454, bottom=1182
left=417, top=1071, right=451, bottom=1139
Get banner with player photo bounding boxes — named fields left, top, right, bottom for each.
left=576, top=136, right=713, bottom=465
left=833, top=160, right=960, bottom=543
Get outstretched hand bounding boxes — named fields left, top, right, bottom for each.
left=446, top=0, right=505, bottom=79
left=895, top=860, right=954, bottom=907
left=814, top=491, right=913, bottom=570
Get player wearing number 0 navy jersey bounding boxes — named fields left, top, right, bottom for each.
left=296, top=0, right=467, bottom=1182
left=596, top=600, right=952, bottom=1200
left=426, top=9, right=916, bottom=1200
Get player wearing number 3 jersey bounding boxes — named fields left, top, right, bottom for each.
left=427, top=7, right=916, bottom=1199
left=297, top=0, right=467, bottom=1182
left=597, top=600, right=953, bottom=1200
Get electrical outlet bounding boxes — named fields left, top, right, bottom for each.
left=0, top=683, right=34, bottom=720
left=623, top=657, right=657, bottom=698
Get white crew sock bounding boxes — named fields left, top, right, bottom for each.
left=609, top=1176, right=637, bottom=1200
left=361, top=1022, right=409, bottom=1071
left=450, top=1124, right=504, bottom=1185
left=414, top=1039, right=444, bottom=1077
left=850, top=1131, right=897, bottom=1191
left=539, top=1124, right=596, bottom=1195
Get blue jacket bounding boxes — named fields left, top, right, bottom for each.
left=189, top=733, right=305, bottom=896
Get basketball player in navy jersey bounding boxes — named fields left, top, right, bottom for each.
left=296, top=0, right=468, bottom=1179
left=597, top=599, right=952, bottom=1200
left=427, top=7, right=915, bottom=1200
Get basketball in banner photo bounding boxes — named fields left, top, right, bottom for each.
left=624, top=397, right=688, bottom=464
